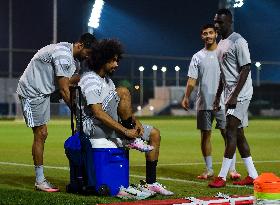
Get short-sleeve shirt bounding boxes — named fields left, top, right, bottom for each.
left=216, top=32, right=253, bottom=101
left=78, top=71, right=117, bottom=120
left=16, top=42, right=77, bottom=99
left=188, top=48, right=224, bottom=110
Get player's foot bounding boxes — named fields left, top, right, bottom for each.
left=197, top=169, right=214, bottom=179
left=229, top=170, right=241, bottom=181
left=35, top=179, right=60, bottom=192
left=233, top=176, right=254, bottom=186
left=117, top=185, right=151, bottom=200
left=141, top=180, right=174, bottom=196
left=126, top=138, right=154, bottom=152
left=137, top=181, right=157, bottom=196
left=208, top=176, right=226, bottom=188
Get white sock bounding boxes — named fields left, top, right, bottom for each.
left=242, top=156, right=258, bottom=179
left=35, top=165, right=45, bottom=183
left=229, top=152, right=237, bottom=172
left=218, top=157, right=233, bottom=180
left=204, top=156, right=213, bottom=171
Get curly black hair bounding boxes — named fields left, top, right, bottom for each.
left=89, top=39, right=124, bottom=71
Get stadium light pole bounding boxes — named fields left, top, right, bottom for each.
left=152, top=65, right=157, bottom=92
left=8, top=0, right=13, bottom=117
left=139, top=66, right=145, bottom=106
left=255, top=61, right=262, bottom=87
left=53, top=0, right=57, bottom=43
left=175, top=66, right=180, bottom=87
left=161, top=67, right=167, bottom=87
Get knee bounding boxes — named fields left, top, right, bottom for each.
left=116, top=87, right=131, bottom=99
left=34, top=127, right=48, bottom=142
left=150, top=128, right=161, bottom=144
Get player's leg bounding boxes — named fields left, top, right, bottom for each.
left=115, top=87, right=153, bottom=152
left=233, top=100, right=258, bottom=185
left=116, top=87, right=133, bottom=126
left=19, top=95, right=59, bottom=192
left=216, top=109, right=241, bottom=180
left=139, top=126, right=173, bottom=196
left=208, top=114, right=240, bottom=188
left=197, top=111, right=214, bottom=179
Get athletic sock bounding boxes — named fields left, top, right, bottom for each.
left=146, top=160, right=158, bottom=184
left=242, top=156, right=258, bottom=179
left=229, top=152, right=237, bottom=172
left=204, top=156, right=213, bottom=171
left=35, top=165, right=45, bottom=183
left=218, top=157, right=233, bottom=181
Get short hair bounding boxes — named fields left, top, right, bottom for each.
left=216, top=8, right=233, bottom=20
left=200, top=23, right=216, bottom=34
left=78, top=33, right=97, bottom=49
left=89, top=39, right=124, bottom=71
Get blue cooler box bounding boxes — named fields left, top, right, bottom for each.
left=90, top=148, right=129, bottom=196
left=65, top=133, right=129, bottom=196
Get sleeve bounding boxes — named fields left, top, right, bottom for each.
left=187, top=54, right=199, bottom=79
left=236, top=38, right=251, bottom=67
left=52, top=49, right=76, bottom=78
left=79, top=76, right=103, bottom=105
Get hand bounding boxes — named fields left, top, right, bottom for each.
left=181, top=96, right=190, bottom=110
left=124, top=128, right=139, bottom=139
left=213, top=97, right=221, bottom=112
left=135, top=121, right=144, bottom=136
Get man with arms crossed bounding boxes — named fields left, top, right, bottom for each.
left=182, top=24, right=240, bottom=180
left=209, top=9, right=258, bottom=188
left=17, top=33, right=97, bottom=192
left=78, top=39, right=174, bottom=195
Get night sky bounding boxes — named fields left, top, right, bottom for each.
left=0, top=0, right=280, bottom=82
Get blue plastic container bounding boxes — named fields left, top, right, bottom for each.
left=65, top=133, right=129, bottom=196
left=90, top=148, right=129, bottom=196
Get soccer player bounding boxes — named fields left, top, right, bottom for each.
left=16, top=33, right=97, bottom=192
left=78, top=39, right=174, bottom=195
left=181, top=24, right=240, bottom=180
left=209, top=9, right=258, bottom=188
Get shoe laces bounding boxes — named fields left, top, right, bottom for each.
left=153, top=182, right=167, bottom=189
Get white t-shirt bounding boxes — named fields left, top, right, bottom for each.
left=216, top=32, right=253, bottom=101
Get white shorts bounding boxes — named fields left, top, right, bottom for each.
left=19, top=95, right=50, bottom=127
left=226, top=99, right=250, bottom=128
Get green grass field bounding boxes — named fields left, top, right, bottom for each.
left=0, top=117, right=279, bottom=204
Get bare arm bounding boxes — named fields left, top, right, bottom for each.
left=213, top=75, right=224, bottom=111
left=90, top=104, right=139, bottom=139
left=57, top=76, right=71, bottom=108
left=226, top=64, right=251, bottom=106
left=181, top=77, right=196, bottom=110
left=69, top=74, right=80, bottom=86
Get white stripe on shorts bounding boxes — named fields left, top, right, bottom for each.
left=23, top=98, right=35, bottom=127
left=227, top=108, right=235, bottom=115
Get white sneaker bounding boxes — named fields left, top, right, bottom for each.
left=197, top=169, right=214, bottom=179
left=117, top=185, right=151, bottom=200
left=35, top=179, right=60, bottom=192
left=146, top=182, right=174, bottom=196
left=136, top=183, right=157, bottom=196
left=126, top=138, right=154, bottom=152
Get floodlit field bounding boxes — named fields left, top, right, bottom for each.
left=0, top=117, right=279, bottom=204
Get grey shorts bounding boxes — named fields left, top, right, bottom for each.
left=197, top=110, right=226, bottom=130
left=19, top=95, right=50, bottom=127
left=226, top=99, right=250, bottom=128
